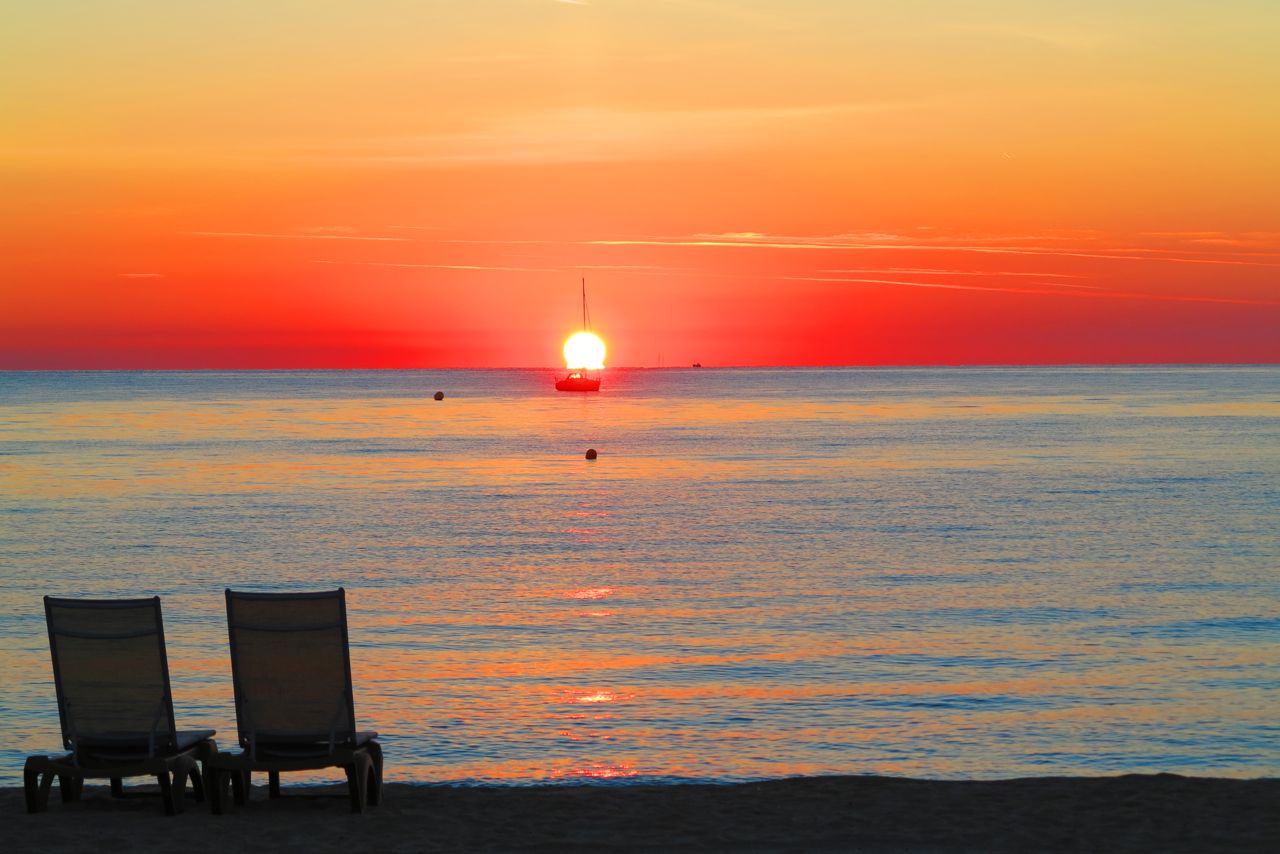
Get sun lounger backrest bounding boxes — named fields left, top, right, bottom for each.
left=43, top=596, right=177, bottom=755
left=224, top=589, right=357, bottom=751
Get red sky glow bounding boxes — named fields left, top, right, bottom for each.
left=3, top=2, right=1277, bottom=368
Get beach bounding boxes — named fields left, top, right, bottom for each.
left=8, top=774, right=1279, bottom=852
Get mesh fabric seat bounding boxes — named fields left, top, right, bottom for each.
left=24, top=596, right=217, bottom=815
left=208, top=588, right=382, bottom=814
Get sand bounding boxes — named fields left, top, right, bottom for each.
left=7, top=774, right=1278, bottom=852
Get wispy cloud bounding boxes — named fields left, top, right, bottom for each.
left=421, top=51, right=681, bottom=70
left=290, top=102, right=927, bottom=166
left=311, top=259, right=691, bottom=276
left=819, top=267, right=1090, bottom=281
left=297, top=225, right=358, bottom=235
left=185, top=231, right=409, bottom=242
left=312, top=260, right=560, bottom=273
left=1139, top=231, right=1280, bottom=250
left=431, top=53, right=567, bottom=65
left=580, top=233, right=1280, bottom=267
left=117, top=272, right=165, bottom=278
left=564, top=264, right=691, bottom=272
left=3, top=92, right=918, bottom=167
left=779, top=276, right=1279, bottom=306
left=398, top=230, right=1278, bottom=267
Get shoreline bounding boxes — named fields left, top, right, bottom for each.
left=9, top=773, right=1279, bottom=852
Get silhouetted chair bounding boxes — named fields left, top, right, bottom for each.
left=207, top=588, right=382, bottom=814
left=24, top=596, right=217, bottom=815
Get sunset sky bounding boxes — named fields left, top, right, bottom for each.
left=3, top=1, right=1278, bottom=368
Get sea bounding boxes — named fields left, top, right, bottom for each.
left=0, top=366, right=1277, bottom=786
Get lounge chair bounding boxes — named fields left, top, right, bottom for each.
left=24, top=596, right=217, bottom=815
left=207, top=588, right=382, bottom=814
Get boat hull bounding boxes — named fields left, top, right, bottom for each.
left=555, top=376, right=601, bottom=392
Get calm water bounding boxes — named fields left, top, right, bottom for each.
left=1, top=367, right=1277, bottom=785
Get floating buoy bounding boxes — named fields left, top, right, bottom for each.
left=433, top=391, right=444, bottom=401
left=585, top=448, right=598, bottom=460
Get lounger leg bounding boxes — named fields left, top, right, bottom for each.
left=268, top=770, right=281, bottom=798
left=202, top=764, right=216, bottom=807
left=158, top=770, right=178, bottom=816
left=177, top=757, right=202, bottom=811
left=189, top=766, right=205, bottom=803
left=345, top=758, right=368, bottom=814
left=366, top=742, right=383, bottom=806
left=207, top=767, right=224, bottom=815
left=175, top=768, right=189, bottom=814
left=196, top=739, right=216, bottom=805
left=230, top=768, right=247, bottom=806
left=110, top=776, right=124, bottom=798
left=23, top=762, right=42, bottom=814
left=38, top=770, right=56, bottom=812
left=56, top=773, right=81, bottom=803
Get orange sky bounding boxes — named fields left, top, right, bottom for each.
left=2, top=1, right=1278, bottom=368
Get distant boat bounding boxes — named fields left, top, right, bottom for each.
left=555, top=370, right=600, bottom=392
left=556, top=280, right=602, bottom=392
left=692, top=362, right=702, bottom=368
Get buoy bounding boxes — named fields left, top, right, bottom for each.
left=433, top=391, right=444, bottom=401
left=585, top=448, right=598, bottom=460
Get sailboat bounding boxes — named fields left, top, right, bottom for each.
left=555, top=371, right=600, bottom=392
left=556, top=280, right=602, bottom=392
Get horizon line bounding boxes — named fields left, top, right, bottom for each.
left=2, top=362, right=1278, bottom=373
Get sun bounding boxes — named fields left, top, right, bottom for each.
left=564, top=332, right=606, bottom=370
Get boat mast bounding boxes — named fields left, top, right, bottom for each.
left=582, top=278, right=588, bottom=331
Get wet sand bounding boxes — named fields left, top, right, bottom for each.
left=7, top=773, right=1279, bottom=852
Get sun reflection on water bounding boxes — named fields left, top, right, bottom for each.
left=550, top=763, right=639, bottom=781
left=563, top=690, right=635, bottom=705
left=568, top=587, right=615, bottom=600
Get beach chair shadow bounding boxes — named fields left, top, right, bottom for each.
left=24, top=596, right=217, bottom=816
left=207, top=588, right=383, bottom=814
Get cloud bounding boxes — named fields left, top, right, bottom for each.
left=779, top=276, right=1279, bottom=306
left=185, top=231, right=409, bottom=242
left=312, top=259, right=691, bottom=276
left=1139, top=231, right=1280, bottom=250
left=564, top=264, right=691, bottom=272
left=819, top=268, right=1090, bottom=285
left=294, top=102, right=925, bottom=166
left=312, top=260, right=561, bottom=273
left=117, top=272, right=165, bottom=278
left=820, top=267, right=1090, bottom=280
left=421, top=51, right=681, bottom=70
left=402, top=230, right=1278, bottom=267
left=297, top=225, right=357, bottom=235
left=581, top=233, right=1280, bottom=267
